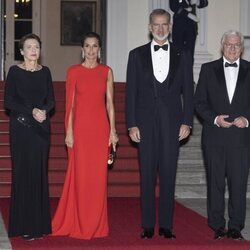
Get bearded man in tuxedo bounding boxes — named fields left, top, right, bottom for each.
left=126, top=8, right=194, bottom=239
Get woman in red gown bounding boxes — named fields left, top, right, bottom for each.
left=52, top=32, right=118, bottom=239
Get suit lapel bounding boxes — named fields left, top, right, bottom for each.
left=231, top=59, right=247, bottom=105
left=215, top=58, right=230, bottom=104
left=141, top=43, right=154, bottom=81
left=167, top=44, right=181, bottom=89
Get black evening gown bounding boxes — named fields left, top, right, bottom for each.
left=4, top=65, right=55, bottom=237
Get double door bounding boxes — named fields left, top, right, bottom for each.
left=4, top=0, right=40, bottom=77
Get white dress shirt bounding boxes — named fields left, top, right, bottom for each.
left=223, top=57, right=239, bottom=103
left=151, top=40, right=169, bottom=83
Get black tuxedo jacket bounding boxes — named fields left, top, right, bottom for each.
left=195, top=58, right=250, bottom=147
left=170, top=0, right=208, bottom=20
left=125, top=42, right=193, bottom=136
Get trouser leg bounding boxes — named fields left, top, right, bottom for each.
left=204, top=147, right=226, bottom=230
left=226, top=147, right=249, bottom=231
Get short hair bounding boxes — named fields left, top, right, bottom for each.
left=19, top=33, right=42, bottom=50
left=149, top=9, right=171, bottom=24
left=81, top=32, right=102, bottom=48
left=221, top=30, right=244, bottom=49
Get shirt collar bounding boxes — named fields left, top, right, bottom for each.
left=151, top=40, right=169, bottom=50
left=223, top=57, right=240, bottom=67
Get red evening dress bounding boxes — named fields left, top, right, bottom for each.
left=52, top=64, right=110, bottom=239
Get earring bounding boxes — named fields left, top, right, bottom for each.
left=82, top=50, right=85, bottom=59
left=98, top=50, right=101, bottom=60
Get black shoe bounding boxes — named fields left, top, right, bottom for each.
left=214, top=227, right=226, bottom=240
left=159, top=228, right=176, bottom=239
left=34, top=235, right=43, bottom=240
left=141, top=228, right=154, bottom=239
left=22, top=235, right=35, bottom=241
left=227, top=229, right=244, bottom=240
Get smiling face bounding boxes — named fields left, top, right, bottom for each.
left=222, top=34, right=243, bottom=63
left=149, top=14, right=171, bottom=44
left=20, top=38, right=40, bottom=62
left=82, top=37, right=100, bottom=61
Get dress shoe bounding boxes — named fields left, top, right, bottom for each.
left=140, top=228, right=154, bottom=239
left=159, top=228, right=176, bottom=239
left=22, top=235, right=35, bottom=241
left=214, top=227, right=226, bottom=240
left=227, top=229, right=244, bottom=240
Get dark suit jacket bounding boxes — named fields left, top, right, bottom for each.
left=170, top=0, right=208, bottom=20
left=195, top=58, right=250, bottom=148
left=125, top=42, right=193, bottom=137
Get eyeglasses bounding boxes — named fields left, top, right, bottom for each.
left=224, top=43, right=242, bottom=50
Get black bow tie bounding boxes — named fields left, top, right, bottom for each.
left=225, top=62, right=238, bottom=67
left=154, top=44, right=168, bottom=51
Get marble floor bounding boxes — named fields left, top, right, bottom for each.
left=0, top=198, right=249, bottom=249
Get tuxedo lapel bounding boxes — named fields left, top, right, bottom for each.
left=141, top=43, right=154, bottom=81
left=231, top=60, right=248, bottom=105
left=166, top=45, right=181, bottom=89
left=214, top=58, right=230, bottom=104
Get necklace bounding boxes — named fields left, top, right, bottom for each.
left=22, top=62, right=39, bottom=72
left=82, top=61, right=98, bottom=69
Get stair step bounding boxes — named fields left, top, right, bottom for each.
left=0, top=81, right=210, bottom=198
left=0, top=157, right=68, bottom=169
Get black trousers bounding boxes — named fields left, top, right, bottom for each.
left=138, top=102, right=179, bottom=229
left=204, top=146, right=249, bottom=231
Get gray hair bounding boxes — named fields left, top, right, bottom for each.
left=149, top=9, right=171, bottom=24
left=221, top=30, right=244, bottom=50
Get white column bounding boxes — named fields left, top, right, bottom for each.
left=148, top=0, right=169, bottom=12
left=240, top=0, right=250, bottom=61
left=106, top=0, right=128, bottom=82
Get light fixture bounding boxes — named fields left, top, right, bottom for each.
left=15, top=0, right=31, bottom=3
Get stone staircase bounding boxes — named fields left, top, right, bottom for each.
left=0, top=81, right=249, bottom=198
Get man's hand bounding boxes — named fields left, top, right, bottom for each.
left=179, top=124, right=191, bottom=141
left=233, top=116, right=248, bottom=128
left=128, top=127, right=141, bottom=143
left=216, top=115, right=233, bottom=128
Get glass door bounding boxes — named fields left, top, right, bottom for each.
left=4, top=0, right=40, bottom=77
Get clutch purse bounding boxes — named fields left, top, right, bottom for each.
left=107, top=147, right=116, bottom=170
left=16, top=114, right=31, bottom=128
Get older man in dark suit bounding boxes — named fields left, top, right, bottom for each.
left=195, top=30, right=250, bottom=240
left=125, top=9, right=194, bottom=239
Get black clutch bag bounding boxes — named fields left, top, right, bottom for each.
left=107, top=147, right=116, bottom=170
left=16, top=114, right=31, bottom=128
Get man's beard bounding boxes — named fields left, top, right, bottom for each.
left=152, top=32, right=169, bottom=42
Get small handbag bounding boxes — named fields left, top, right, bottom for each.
left=16, top=114, right=31, bottom=128
left=107, top=147, right=116, bottom=170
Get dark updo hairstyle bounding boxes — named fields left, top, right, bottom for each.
left=81, top=32, right=102, bottom=48
left=19, top=33, right=42, bottom=50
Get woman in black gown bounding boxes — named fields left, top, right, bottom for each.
left=4, top=33, right=55, bottom=240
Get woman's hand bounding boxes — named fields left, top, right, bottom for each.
left=32, top=108, right=46, bottom=123
left=109, top=131, right=119, bottom=151
left=65, top=131, right=74, bottom=148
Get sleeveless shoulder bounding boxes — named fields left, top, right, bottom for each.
left=98, top=64, right=110, bottom=71
left=98, top=64, right=111, bottom=76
